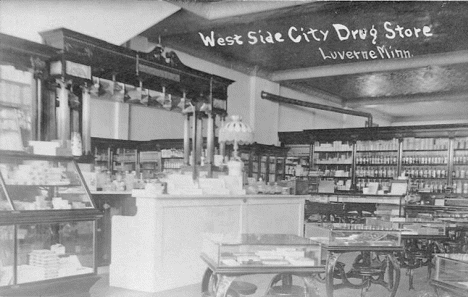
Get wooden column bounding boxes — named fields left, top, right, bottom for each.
left=183, top=114, right=191, bottom=166
left=31, top=58, right=46, bottom=141
left=219, top=116, right=226, bottom=158
left=206, top=113, right=215, bottom=166
left=191, top=111, right=198, bottom=180
left=56, top=78, right=70, bottom=142
left=82, top=83, right=92, bottom=155
left=196, top=114, right=203, bottom=165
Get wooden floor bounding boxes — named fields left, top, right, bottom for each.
left=91, top=260, right=439, bottom=297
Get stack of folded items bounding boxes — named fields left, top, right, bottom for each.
left=28, top=250, right=59, bottom=280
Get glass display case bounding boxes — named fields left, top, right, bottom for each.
left=432, top=254, right=468, bottom=296
left=366, top=217, right=448, bottom=236
left=305, top=223, right=402, bottom=247
left=202, top=233, right=322, bottom=268
left=0, top=153, right=95, bottom=211
left=0, top=151, right=101, bottom=296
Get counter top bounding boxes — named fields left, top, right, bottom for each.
left=91, top=191, right=133, bottom=195
left=131, top=190, right=310, bottom=200
left=314, top=192, right=403, bottom=197
left=310, top=192, right=404, bottom=205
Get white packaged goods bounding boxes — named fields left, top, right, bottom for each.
left=28, top=141, right=60, bottom=155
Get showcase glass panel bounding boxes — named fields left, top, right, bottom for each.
left=16, top=221, right=94, bottom=284
left=0, top=181, right=12, bottom=211
left=202, top=233, right=322, bottom=268
left=0, top=157, right=93, bottom=210
left=433, top=254, right=468, bottom=292
left=0, top=65, right=34, bottom=150
left=0, top=225, right=15, bottom=286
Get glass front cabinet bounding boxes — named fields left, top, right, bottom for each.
left=0, top=151, right=101, bottom=296
left=432, top=254, right=468, bottom=297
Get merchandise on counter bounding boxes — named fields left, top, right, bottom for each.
left=3, top=161, right=70, bottom=186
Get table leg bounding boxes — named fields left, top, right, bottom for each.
left=303, top=275, right=321, bottom=297
left=215, top=275, right=236, bottom=297
left=387, top=253, right=401, bottom=297
left=325, top=252, right=339, bottom=297
left=407, top=268, right=415, bottom=290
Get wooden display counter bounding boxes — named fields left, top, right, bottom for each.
left=306, top=193, right=404, bottom=223
left=109, top=193, right=307, bottom=293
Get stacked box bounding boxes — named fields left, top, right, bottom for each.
left=29, top=250, right=59, bottom=279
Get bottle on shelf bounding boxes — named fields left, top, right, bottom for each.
left=134, top=173, right=146, bottom=189
left=125, top=170, right=135, bottom=191
left=113, top=171, right=126, bottom=191
left=457, top=181, right=463, bottom=194
left=103, top=170, right=113, bottom=191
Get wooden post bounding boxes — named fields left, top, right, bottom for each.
left=196, top=114, right=203, bottom=165
left=56, top=78, right=70, bottom=142
left=219, top=116, right=226, bottom=158
left=82, top=83, right=92, bottom=155
left=183, top=114, right=191, bottom=166
left=206, top=113, right=214, bottom=165
left=191, top=111, right=198, bottom=180
left=31, top=58, right=46, bottom=140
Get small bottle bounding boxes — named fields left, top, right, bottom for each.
left=135, top=173, right=146, bottom=189
left=125, top=170, right=135, bottom=191
left=463, top=182, right=468, bottom=195
left=273, top=182, right=282, bottom=194
left=113, top=172, right=126, bottom=191
left=103, top=171, right=113, bottom=191
left=457, top=181, right=463, bottom=194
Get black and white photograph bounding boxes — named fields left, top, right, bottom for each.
left=1, top=1, right=468, bottom=296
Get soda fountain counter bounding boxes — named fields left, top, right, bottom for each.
left=109, top=191, right=308, bottom=293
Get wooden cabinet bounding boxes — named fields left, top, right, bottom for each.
left=237, top=143, right=289, bottom=183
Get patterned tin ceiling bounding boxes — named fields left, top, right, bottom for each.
left=141, top=1, right=468, bottom=123
left=295, top=63, right=468, bottom=99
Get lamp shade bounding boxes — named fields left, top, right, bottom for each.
left=219, top=115, right=253, bottom=144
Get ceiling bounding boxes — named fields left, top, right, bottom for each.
left=139, top=1, right=468, bottom=124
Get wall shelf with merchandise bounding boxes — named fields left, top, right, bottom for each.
left=279, top=124, right=468, bottom=196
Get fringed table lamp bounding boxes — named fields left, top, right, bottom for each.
left=219, top=115, right=254, bottom=176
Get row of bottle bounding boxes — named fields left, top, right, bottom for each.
left=315, top=154, right=352, bottom=163
left=356, top=155, right=397, bottom=165
left=452, top=180, right=468, bottom=194
left=453, top=154, right=468, bottom=164
left=409, top=180, right=468, bottom=194
left=413, top=180, right=447, bottom=193
left=161, top=148, right=184, bottom=158
left=402, top=155, right=447, bottom=165
left=328, top=152, right=465, bottom=166
left=356, top=180, right=392, bottom=192
left=356, top=139, right=399, bottom=151
left=163, top=159, right=184, bottom=169
left=455, top=137, right=468, bottom=150
left=402, top=137, right=448, bottom=150
left=356, top=167, right=397, bottom=178
left=452, top=168, right=468, bottom=179
left=96, top=170, right=145, bottom=192
left=403, top=168, right=448, bottom=179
